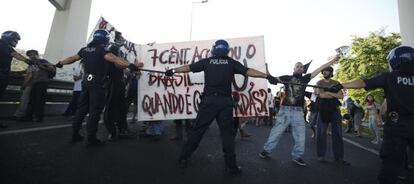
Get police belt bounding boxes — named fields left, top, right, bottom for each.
left=84, top=73, right=109, bottom=82
left=386, top=111, right=414, bottom=123
left=203, top=92, right=231, bottom=97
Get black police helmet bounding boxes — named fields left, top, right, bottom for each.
left=91, top=29, right=111, bottom=46
left=386, top=46, right=414, bottom=72
left=1, top=31, right=21, bottom=47
left=212, top=39, right=229, bottom=56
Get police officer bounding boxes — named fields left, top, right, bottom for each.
left=104, top=31, right=132, bottom=140
left=329, top=46, right=414, bottom=184
left=165, top=39, right=279, bottom=174
left=55, top=29, right=143, bottom=146
left=0, top=31, right=33, bottom=128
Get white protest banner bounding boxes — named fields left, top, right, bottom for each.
left=89, top=18, right=270, bottom=121
left=89, top=17, right=140, bottom=63
left=138, top=36, right=269, bottom=121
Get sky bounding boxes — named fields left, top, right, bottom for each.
left=0, top=0, right=400, bottom=85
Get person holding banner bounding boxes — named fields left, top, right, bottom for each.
left=104, top=31, right=134, bottom=140
left=258, top=54, right=340, bottom=167
left=327, top=46, right=414, bottom=184
left=165, top=39, right=279, bottom=174
left=170, top=119, right=192, bottom=141
left=55, top=29, right=143, bottom=146
left=0, top=31, right=34, bottom=128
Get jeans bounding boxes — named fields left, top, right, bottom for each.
left=316, top=109, right=344, bottom=160
left=14, top=86, right=32, bottom=118
left=145, top=121, right=163, bottom=135
left=368, top=116, right=380, bottom=142
left=263, top=106, right=306, bottom=159
left=308, top=111, right=318, bottom=133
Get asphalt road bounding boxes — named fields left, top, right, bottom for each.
left=0, top=117, right=411, bottom=184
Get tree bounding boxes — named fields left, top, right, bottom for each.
left=334, top=29, right=401, bottom=105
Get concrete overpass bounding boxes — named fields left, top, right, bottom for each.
left=44, top=0, right=92, bottom=80
left=44, top=0, right=414, bottom=80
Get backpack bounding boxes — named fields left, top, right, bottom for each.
left=48, top=69, right=56, bottom=79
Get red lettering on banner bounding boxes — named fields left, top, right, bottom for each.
left=148, top=48, right=197, bottom=67
left=148, top=73, right=175, bottom=90
left=99, top=19, right=108, bottom=29
left=229, top=46, right=241, bottom=60
left=232, top=58, right=249, bottom=91
left=148, top=49, right=159, bottom=67
left=148, top=73, right=201, bottom=89
left=246, top=44, right=256, bottom=59
left=159, top=50, right=169, bottom=65
left=126, top=42, right=137, bottom=57
left=142, top=90, right=202, bottom=116
left=193, top=90, right=202, bottom=112
left=233, top=82, right=267, bottom=117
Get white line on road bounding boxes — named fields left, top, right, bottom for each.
left=343, top=137, right=379, bottom=156
left=0, top=124, right=73, bottom=135
left=0, top=118, right=134, bottom=136
left=1, top=121, right=380, bottom=156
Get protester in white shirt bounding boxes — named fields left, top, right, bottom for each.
left=62, top=63, right=83, bottom=116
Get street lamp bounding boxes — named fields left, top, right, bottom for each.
left=189, top=0, right=208, bottom=41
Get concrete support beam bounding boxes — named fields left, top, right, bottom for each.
left=48, top=0, right=67, bottom=10
left=398, top=0, right=414, bottom=47
left=44, top=0, right=92, bottom=80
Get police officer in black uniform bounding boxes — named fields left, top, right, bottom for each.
left=329, top=46, right=414, bottom=184
left=104, top=31, right=132, bottom=140
left=0, top=31, right=33, bottom=128
left=165, top=39, right=279, bottom=174
left=55, top=29, right=143, bottom=146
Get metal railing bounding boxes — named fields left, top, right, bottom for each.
left=0, top=74, right=74, bottom=103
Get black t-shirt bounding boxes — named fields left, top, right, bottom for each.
left=0, top=39, right=16, bottom=77
left=279, top=73, right=311, bottom=107
left=364, top=72, right=414, bottom=116
left=308, top=101, right=319, bottom=112
left=189, top=56, right=248, bottom=96
left=77, top=45, right=110, bottom=76
left=107, top=45, right=124, bottom=81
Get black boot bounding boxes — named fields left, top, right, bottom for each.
left=88, top=138, right=105, bottom=146
left=70, top=133, right=84, bottom=143
left=119, top=129, right=134, bottom=139
left=169, top=135, right=182, bottom=141
left=178, top=159, right=189, bottom=168
left=0, top=122, right=8, bottom=128
left=225, top=165, right=242, bottom=175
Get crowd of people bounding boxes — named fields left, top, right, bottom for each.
left=1, top=29, right=413, bottom=184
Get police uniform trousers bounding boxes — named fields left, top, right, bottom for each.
left=0, top=75, right=8, bottom=98
left=104, top=79, right=128, bottom=135
left=179, top=95, right=238, bottom=168
left=72, top=78, right=106, bottom=140
left=378, top=118, right=414, bottom=184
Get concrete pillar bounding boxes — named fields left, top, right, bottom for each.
left=398, top=0, right=414, bottom=47
left=44, top=0, right=92, bottom=80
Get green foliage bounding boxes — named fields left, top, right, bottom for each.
left=334, top=30, right=401, bottom=105
left=11, top=49, right=29, bottom=72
